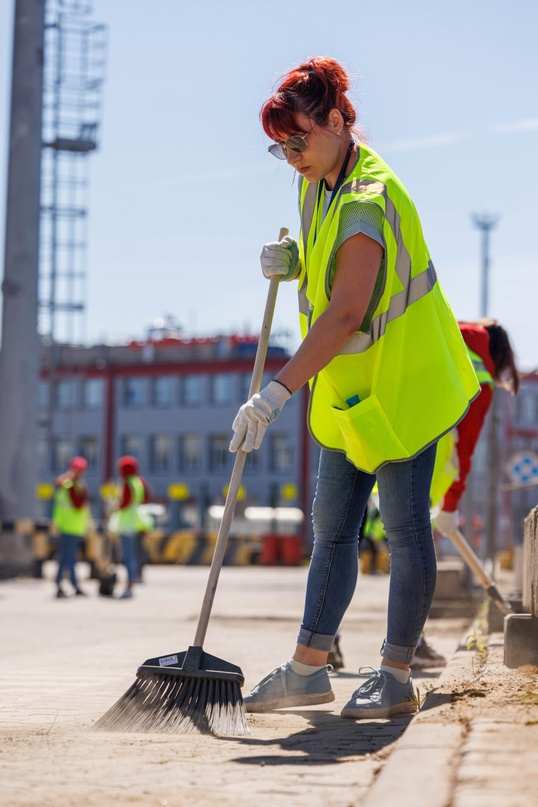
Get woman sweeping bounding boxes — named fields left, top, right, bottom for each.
left=230, top=56, right=479, bottom=719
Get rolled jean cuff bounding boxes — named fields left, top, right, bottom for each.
left=380, top=639, right=416, bottom=665
left=297, top=628, right=335, bottom=652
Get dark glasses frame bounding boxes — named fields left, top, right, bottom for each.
left=268, top=132, right=311, bottom=160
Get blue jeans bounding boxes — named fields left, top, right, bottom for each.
left=120, top=532, right=137, bottom=585
left=297, top=444, right=437, bottom=664
left=56, top=532, right=80, bottom=588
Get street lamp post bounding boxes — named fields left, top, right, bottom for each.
left=471, top=212, right=500, bottom=318
left=471, top=212, right=501, bottom=569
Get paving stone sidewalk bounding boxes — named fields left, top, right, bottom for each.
left=2, top=563, right=535, bottom=806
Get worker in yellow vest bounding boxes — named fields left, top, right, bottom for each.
left=52, top=456, right=90, bottom=598
left=412, top=318, right=520, bottom=669
left=230, top=57, right=479, bottom=720
left=433, top=318, right=520, bottom=535
left=115, top=456, right=151, bottom=600
left=330, top=319, right=520, bottom=671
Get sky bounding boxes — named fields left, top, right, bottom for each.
left=1, top=0, right=537, bottom=369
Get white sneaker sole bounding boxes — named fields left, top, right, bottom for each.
left=340, top=700, right=418, bottom=720
left=244, top=690, right=335, bottom=713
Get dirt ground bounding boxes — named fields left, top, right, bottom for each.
left=1, top=563, right=526, bottom=807
left=413, top=633, right=538, bottom=807
left=417, top=609, right=538, bottom=728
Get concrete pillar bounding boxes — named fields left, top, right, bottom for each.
left=504, top=614, right=538, bottom=667
left=504, top=506, right=538, bottom=667
left=0, top=0, right=45, bottom=573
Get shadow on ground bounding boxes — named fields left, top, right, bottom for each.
left=229, top=710, right=413, bottom=766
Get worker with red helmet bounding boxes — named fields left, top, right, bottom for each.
left=53, top=456, right=90, bottom=598
left=115, top=456, right=151, bottom=599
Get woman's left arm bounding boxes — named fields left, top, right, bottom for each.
left=275, top=233, right=383, bottom=393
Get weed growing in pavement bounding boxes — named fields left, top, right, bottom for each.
left=465, top=628, right=488, bottom=673
left=416, top=682, right=434, bottom=709
left=465, top=598, right=489, bottom=668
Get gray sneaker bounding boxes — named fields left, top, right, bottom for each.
left=341, top=668, right=418, bottom=719
left=410, top=637, right=447, bottom=669
left=243, top=662, right=335, bottom=713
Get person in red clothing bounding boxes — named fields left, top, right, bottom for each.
left=434, top=318, right=520, bottom=537
left=331, top=318, right=520, bottom=669
left=115, top=456, right=152, bottom=599
left=413, top=318, right=520, bottom=668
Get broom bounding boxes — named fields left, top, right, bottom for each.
left=93, top=228, right=288, bottom=736
left=447, top=527, right=513, bottom=614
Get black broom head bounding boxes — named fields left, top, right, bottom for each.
left=93, top=646, right=250, bottom=736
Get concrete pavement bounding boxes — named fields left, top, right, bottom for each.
left=1, top=561, right=536, bottom=806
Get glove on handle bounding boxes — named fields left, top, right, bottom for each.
left=260, top=235, right=300, bottom=281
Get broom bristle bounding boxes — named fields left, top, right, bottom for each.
left=93, top=673, right=250, bottom=736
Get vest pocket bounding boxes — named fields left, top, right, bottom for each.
left=331, top=394, right=409, bottom=472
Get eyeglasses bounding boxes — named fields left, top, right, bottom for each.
left=268, top=132, right=310, bottom=160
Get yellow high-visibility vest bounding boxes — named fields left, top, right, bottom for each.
left=297, top=143, right=480, bottom=473
left=53, top=480, right=89, bottom=537
left=116, top=475, right=146, bottom=533
left=467, top=349, right=494, bottom=387
left=430, top=345, right=493, bottom=507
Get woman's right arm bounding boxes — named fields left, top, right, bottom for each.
left=275, top=232, right=383, bottom=394
left=230, top=232, right=383, bottom=453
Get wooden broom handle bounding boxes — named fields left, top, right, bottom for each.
left=193, top=227, right=289, bottom=647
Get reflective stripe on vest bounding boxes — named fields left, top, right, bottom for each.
left=117, top=475, right=145, bottom=533
left=467, top=348, right=494, bottom=387
left=298, top=176, right=438, bottom=354
left=296, top=144, right=480, bottom=473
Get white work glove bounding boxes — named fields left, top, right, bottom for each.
left=434, top=510, right=459, bottom=537
left=260, top=235, right=300, bottom=281
left=229, top=381, right=292, bottom=453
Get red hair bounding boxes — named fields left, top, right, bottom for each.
left=261, top=57, right=358, bottom=140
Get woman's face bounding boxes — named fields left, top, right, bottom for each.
left=277, top=111, right=346, bottom=188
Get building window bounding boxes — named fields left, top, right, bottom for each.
left=245, top=449, right=261, bottom=470
left=239, top=373, right=251, bottom=401
left=37, top=434, right=49, bottom=475
left=517, top=391, right=538, bottom=425
left=38, top=381, right=49, bottom=411
left=151, top=376, right=175, bottom=407
left=531, top=390, right=538, bottom=427
left=82, top=378, right=104, bottom=409
left=471, top=436, right=487, bottom=477
left=211, top=373, right=233, bottom=405
left=181, top=375, right=204, bottom=405
left=209, top=435, right=230, bottom=472
left=122, top=377, right=146, bottom=407
left=55, top=379, right=76, bottom=410
left=179, top=434, right=202, bottom=472
left=52, top=437, right=75, bottom=472
left=79, top=436, right=99, bottom=470
left=120, top=434, right=143, bottom=462
left=149, top=434, right=173, bottom=472
left=270, top=433, right=293, bottom=472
